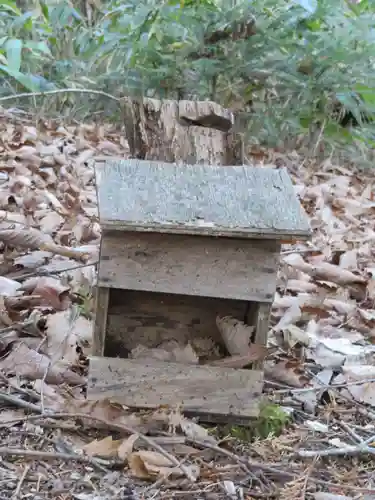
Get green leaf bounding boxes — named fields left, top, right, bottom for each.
left=0, top=64, right=43, bottom=91
left=5, top=38, right=22, bottom=72
left=0, top=0, right=21, bottom=15
left=336, top=92, right=363, bottom=122
left=39, top=0, right=49, bottom=21
left=24, top=41, right=51, bottom=56
left=11, top=12, right=33, bottom=31
left=304, top=18, right=322, bottom=31
left=295, top=0, right=318, bottom=14
left=354, top=84, right=375, bottom=107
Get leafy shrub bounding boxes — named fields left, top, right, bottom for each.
left=219, top=403, right=291, bottom=441
left=1, top=0, right=375, bottom=160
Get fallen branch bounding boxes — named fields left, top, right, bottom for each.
left=188, top=438, right=375, bottom=494
left=0, top=447, right=108, bottom=472
left=187, top=438, right=253, bottom=477
left=0, top=391, right=43, bottom=414
left=0, top=227, right=91, bottom=263
left=2, top=410, right=375, bottom=493
left=339, top=420, right=366, bottom=444
left=0, top=373, right=41, bottom=402
left=275, top=376, right=375, bottom=394
left=0, top=88, right=120, bottom=104
left=11, top=261, right=99, bottom=282
left=247, top=460, right=375, bottom=494
left=13, top=464, right=30, bottom=498
left=39, top=242, right=91, bottom=262
left=0, top=317, right=43, bottom=338
left=281, top=247, right=320, bottom=255
left=297, top=443, right=375, bottom=458
left=0, top=412, right=197, bottom=482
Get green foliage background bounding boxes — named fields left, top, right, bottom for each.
left=1, top=0, right=375, bottom=161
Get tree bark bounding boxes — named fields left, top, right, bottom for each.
left=122, top=98, right=243, bottom=165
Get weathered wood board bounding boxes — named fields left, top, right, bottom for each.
left=103, top=289, right=250, bottom=358
left=95, top=159, right=311, bottom=240
left=87, top=355, right=264, bottom=420
left=98, top=232, right=279, bottom=302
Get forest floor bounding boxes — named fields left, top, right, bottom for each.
left=0, top=107, right=374, bottom=499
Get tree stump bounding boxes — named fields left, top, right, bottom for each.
left=122, top=97, right=243, bottom=164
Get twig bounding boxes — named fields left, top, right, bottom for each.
left=143, top=450, right=193, bottom=494
left=12, top=464, right=30, bottom=499
left=0, top=413, right=54, bottom=428
left=0, top=391, right=43, bottom=414
left=362, top=433, right=375, bottom=446
left=1, top=407, right=375, bottom=494
left=247, top=460, right=375, bottom=494
left=0, top=89, right=121, bottom=104
left=0, top=319, right=36, bottom=337
left=339, top=421, right=364, bottom=444
left=0, top=372, right=41, bottom=402
left=81, top=414, right=197, bottom=482
left=0, top=447, right=107, bottom=472
left=312, top=118, right=327, bottom=155
left=275, top=376, right=375, bottom=394
left=281, top=248, right=319, bottom=255
left=10, top=261, right=99, bottom=282
left=297, top=443, right=375, bottom=458
left=186, top=439, right=261, bottom=486
left=0, top=412, right=197, bottom=482
left=300, top=459, right=317, bottom=499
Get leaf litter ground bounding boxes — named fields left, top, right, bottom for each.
left=0, top=109, right=375, bottom=499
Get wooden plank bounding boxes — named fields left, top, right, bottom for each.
left=95, top=159, right=311, bottom=240
left=98, top=232, right=278, bottom=302
left=87, top=356, right=263, bottom=419
left=92, top=287, right=109, bottom=356
left=104, top=289, right=249, bottom=357
left=246, top=302, right=272, bottom=370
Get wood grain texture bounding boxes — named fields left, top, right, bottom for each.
left=104, top=289, right=248, bottom=357
left=121, top=98, right=242, bottom=164
left=87, top=355, right=263, bottom=419
left=98, top=232, right=278, bottom=302
left=95, top=159, right=311, bottom=240
left=246, top=302, right=272, bottom=370
left=92, top=287, right=109, bottom=356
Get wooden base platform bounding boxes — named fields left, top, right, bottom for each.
left=87, top=356, right=264, bottom=423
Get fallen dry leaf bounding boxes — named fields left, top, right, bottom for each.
left=0, top=276, right=21, bottom=296
left=284, top=253, right=367, bottom=286
left=264, top=360, right=310, bottom=388
left=179, top=418, right=216, bottom=444
left=208, top=344, right=269, bottom=368
left=0, top=226, right=90, bottom=261
left=0, top=226, right=54, bottom=250
left=128, top=450, right=200, bottom=481
left=0, top=341, right=84, bottom=385
left=117, top=434, right=139, bottom=460
left=334, top=365, right=375, bottom=406
left=39, top=211, right=65, bottom=234
left=273, top=302, right=302, bottom=332
left=216, top=316, right=254, bottom=355
left=45, top=309, right=92, bottom=363
left=83, top=436, right=122, bottom=458
left=130, top=341, right=198, bottom=364
left=21, top=276, right=71, bottom=310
